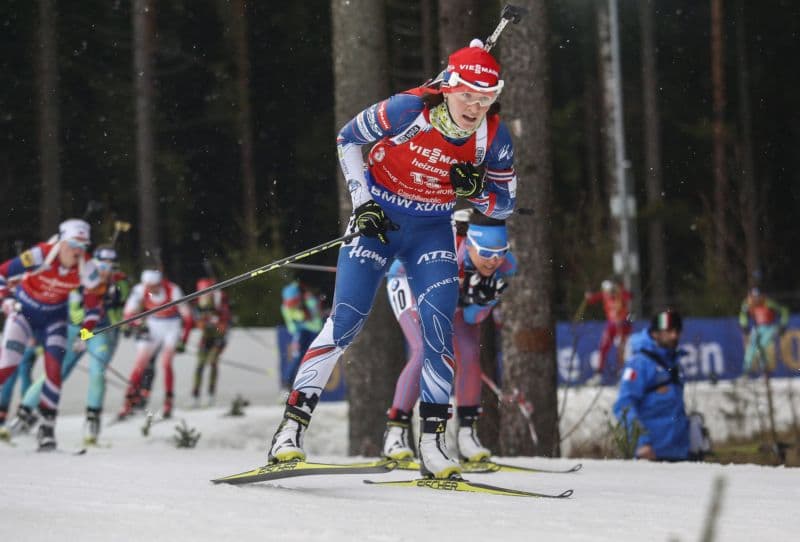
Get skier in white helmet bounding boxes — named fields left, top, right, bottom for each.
left=0, top=219, right=101, bottom=450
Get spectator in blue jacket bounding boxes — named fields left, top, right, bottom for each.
left=613, top=309, right=689, bottom=461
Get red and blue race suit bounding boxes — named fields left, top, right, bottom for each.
left=0, top=242, right=100, bottom=412
left=386, top=241, right=516, bottom=413
left=291, top=89, right=517, bottom=406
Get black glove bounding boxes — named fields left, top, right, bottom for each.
left=474, top=275, right=506, bottom=305
left=450, top=162, right=484, bottom=198
left=354, top=200, right=398, bottom=245
left=460, top=272, right=505, bottom=306
left=175, top=340, right=186, bottom=353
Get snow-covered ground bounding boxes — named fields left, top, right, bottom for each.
left=1, top=328, right=799, bottom=541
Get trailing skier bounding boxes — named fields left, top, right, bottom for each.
left=6, top=245, right=130, bottom=445
left=0, top=219, right=101, bottom=450
left=117, top=266, right=192, bottom=420
left=382, top=214, right=516, bottom=463
left=191, top=277, right=232, bottom=407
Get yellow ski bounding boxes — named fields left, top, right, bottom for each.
left=212, top=459, right=398, bottom=485
left=394, top=458, right=582, bottom=474
left=364, top=478, right=573, bottom=498
left=463, top=461, right=583, bottom=474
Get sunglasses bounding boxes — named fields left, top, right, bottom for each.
left=451, top=91, right=498, bottom=107
left=467, top=233, right=509, bottom=259
left=95, top=260, right=115, bottom=272
left=66, top=239, right=90, bottom=250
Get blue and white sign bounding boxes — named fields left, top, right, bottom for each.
left=557, top=315, right=800, bottom=386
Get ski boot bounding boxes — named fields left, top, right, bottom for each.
left=6, top=405, right=39, bottom=437
left=132, top=388, right=150, bottom=413
left=456, top=406, right=491, bottom=462
left=84, top=408, right=101, bottom=446
left=36, top=409, right=57, bottom=451
left=381, top=408, right=414, bottom=460
left=418, top=402, right=461, bottom=479
left=117, top=394, right=136, bottom=421
left=267, top=390, right=318, bottom=463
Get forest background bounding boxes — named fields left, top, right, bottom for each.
left=1, top=0, right=798, bottom=456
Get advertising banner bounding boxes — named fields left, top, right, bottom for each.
left=557, top=315, right=800, bottom=386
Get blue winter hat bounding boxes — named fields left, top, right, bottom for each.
left=466, top=224, right=508, bottom=250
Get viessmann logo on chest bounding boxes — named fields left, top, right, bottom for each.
left=36, top=275, right=78, bottom=293
left=409, top=143, right=458, bottom=165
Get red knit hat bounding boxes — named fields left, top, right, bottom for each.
left=443, top=40, right=503, bottom=94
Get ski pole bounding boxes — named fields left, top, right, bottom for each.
left=238, top=327, right=273, bottom=350
left=110, top=220, right=132, bottom=246
left=557, top=298, right=589, bottom=428
left=105, top=362, right=133, bottom=387
left=183, top=344, right=272, bottom=376
left=285, top=262, right=337, bottom=273
left=480, top=372, right=538, bottom=446
left=483, top=4, right=528, bottom=52
left=425, top=4, right=526, bottom=93
left=754, top=328, right=781, bottom=461
left=218, top=356, right=272, bottom=376
left=74, top=362, right=126, bottom=390
left=559, top=301, right=587, bottom=389
left=80, top=231, right=360, bottom=341
left=560, top=385, right=605, bottom=443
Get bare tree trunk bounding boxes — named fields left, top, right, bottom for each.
left=331, top=0, right=405, bottom=457
left=582, top=4, right=604, bottom=249
left=230, top=0, right=260, bottom=256
left=37, top=0, right=61, bottom=236
left=437, top=0, right=479, bottom=65
left=499, top=0, right=559, bottom=457
left=584, top=78, right=602, bottom=216
left=639, top=0, right=668, bottom=311
left=710, top=0, right=729, bottom=278
left=597, top=3, right=615, bottom=210
left=420, top=0, right=435, bottom=77
left=132, top=0, right=159, bottom=260
left=735, top=0, right=760, bottom=285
